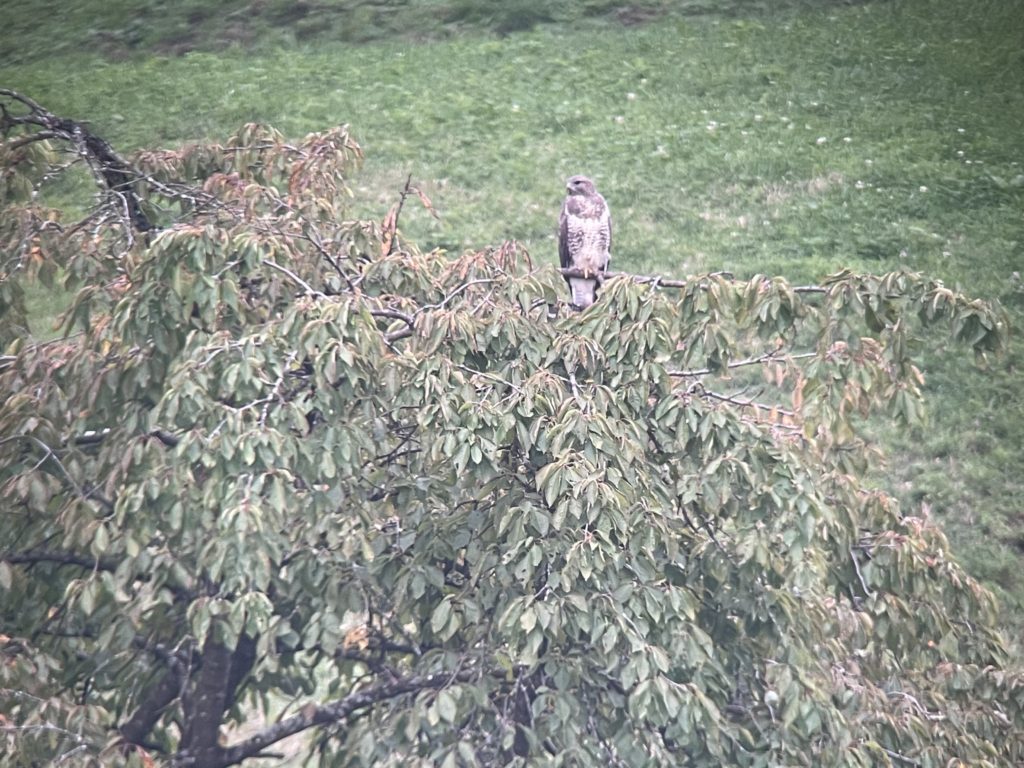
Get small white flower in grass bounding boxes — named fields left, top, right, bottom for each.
left=919, top=186, right=928, bottom=193
left=957, top=150, right=964, bottom=156
left=816, top=136, right=827, bottom=145
left=707, top=120, right=718, bottom=131
left=855, top=180, right=866, bottom=189
left=511, top=103, right=520, bottom=112
left=865, top=159, right=873, bottom=166
left=958, top=127, right=966, bottom=133
left=754, top=113, right=764, bottom=121
left=843, top=136, right=852, bottom=143
left=626, top=92, right=637, bottom=101
left=614, top=115, right=625, bottom=124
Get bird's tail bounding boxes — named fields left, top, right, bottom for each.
left=569, top=277, right=598, bottom=309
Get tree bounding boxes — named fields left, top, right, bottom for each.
left=1, top=90, right=1021, bottom=767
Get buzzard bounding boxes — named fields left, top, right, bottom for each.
left=558, top=175, right=611, bottom=309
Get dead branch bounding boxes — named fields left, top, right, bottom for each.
left=1, top=88, right=152, bottom=233
left=380, top=174, right=438, bottom=259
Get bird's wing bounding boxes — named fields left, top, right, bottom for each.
left=558, top=201, right=573, bottom=270
left=604, top=204, right=612, bottom=269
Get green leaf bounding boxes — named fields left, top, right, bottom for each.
left=436, top=689, right=457, bottom=723
left=431, top=599, right=452, bottom=635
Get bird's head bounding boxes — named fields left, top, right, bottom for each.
left=566, top=175, right=595, bottom=196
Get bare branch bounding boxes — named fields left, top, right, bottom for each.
left=151, top=430, right=181, bottom=448
left=416, top=277, right=500, bottom=317
left=670, top=350, right=818, bottom=378
left=381, top=173, right=412, bottom=258
left=5, top=129, right=60, bottom=151
left=373, top=278, right=500, bottom=343
left=850, top=547, right=875, bottom=600
left=696, top=386, right=796, bottom=419
left=2, top=549, right=116, bottom=572
left=557, top=267, right=827, bottom=295
left=0, top=434, right=114, bottom=511
left=179, top=634, right=234, bottom=766
left=119, top=665, right=185, bottom=749
left=1, top=88, right=152, bottom=233
left=262, top=259, right=323, bottom=297
left=212, top=669, right=477, bottom=768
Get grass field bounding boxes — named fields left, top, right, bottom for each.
left=3, top=0, right=1023, bottom=623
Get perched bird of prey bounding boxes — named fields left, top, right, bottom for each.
left=558, top=175, right=611, bottom=309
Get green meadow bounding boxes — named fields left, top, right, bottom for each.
left=3, top=0, right=1022, bottom=623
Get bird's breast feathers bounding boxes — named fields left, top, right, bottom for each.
left=562, top=195, right=611, bottom=272
left=563, top=193, right=608, bottom=221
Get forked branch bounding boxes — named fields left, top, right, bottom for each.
left=1, top=88, right=152, bottom=233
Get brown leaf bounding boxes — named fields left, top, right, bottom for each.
left=381, top=203, right=399, bottom=257
left=411, top=185, right=439, bottom=219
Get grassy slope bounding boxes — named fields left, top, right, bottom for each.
left=3, top=0, right=1022, bottom=619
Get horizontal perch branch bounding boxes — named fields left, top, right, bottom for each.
left=556, top=267, right=827, bottom=294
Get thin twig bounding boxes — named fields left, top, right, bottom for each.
left=262, top=259, right=323, bottom=296
left=697, top=388, right=796, bottom=419
left=670, top=350, right=817, bottom=378
left=850, top=548, right=875, bottom=599
left=0, top=435, right=114, bottom=511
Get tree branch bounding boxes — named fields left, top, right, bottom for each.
left=695, top=385, right=797, bottom=420
left=371, top=308, right=416, bottom=342
left=2, top=548, right=194, bottom=603
left=120, top=637, right=192, bottom=750
left=669, top=350, right=817, bottom=378
left=262, top=259, right=323, bottom=296
left=120, top=666, right=185, bottom=749
left=211, top=669, right=476, bottom=768
left=179, top=633, right=234, bottom=767
left=381, top=173, right=412, bottom=258
left=1, top=88, right=152, bottom=233
left=0, top=434, right=115, bottom=512
left=556, top=267, right=827, bottom=294
left=2, top=549, right=116, bottom=572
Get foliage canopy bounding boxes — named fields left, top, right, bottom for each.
left=1, top=92, right=1021, bottom=767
